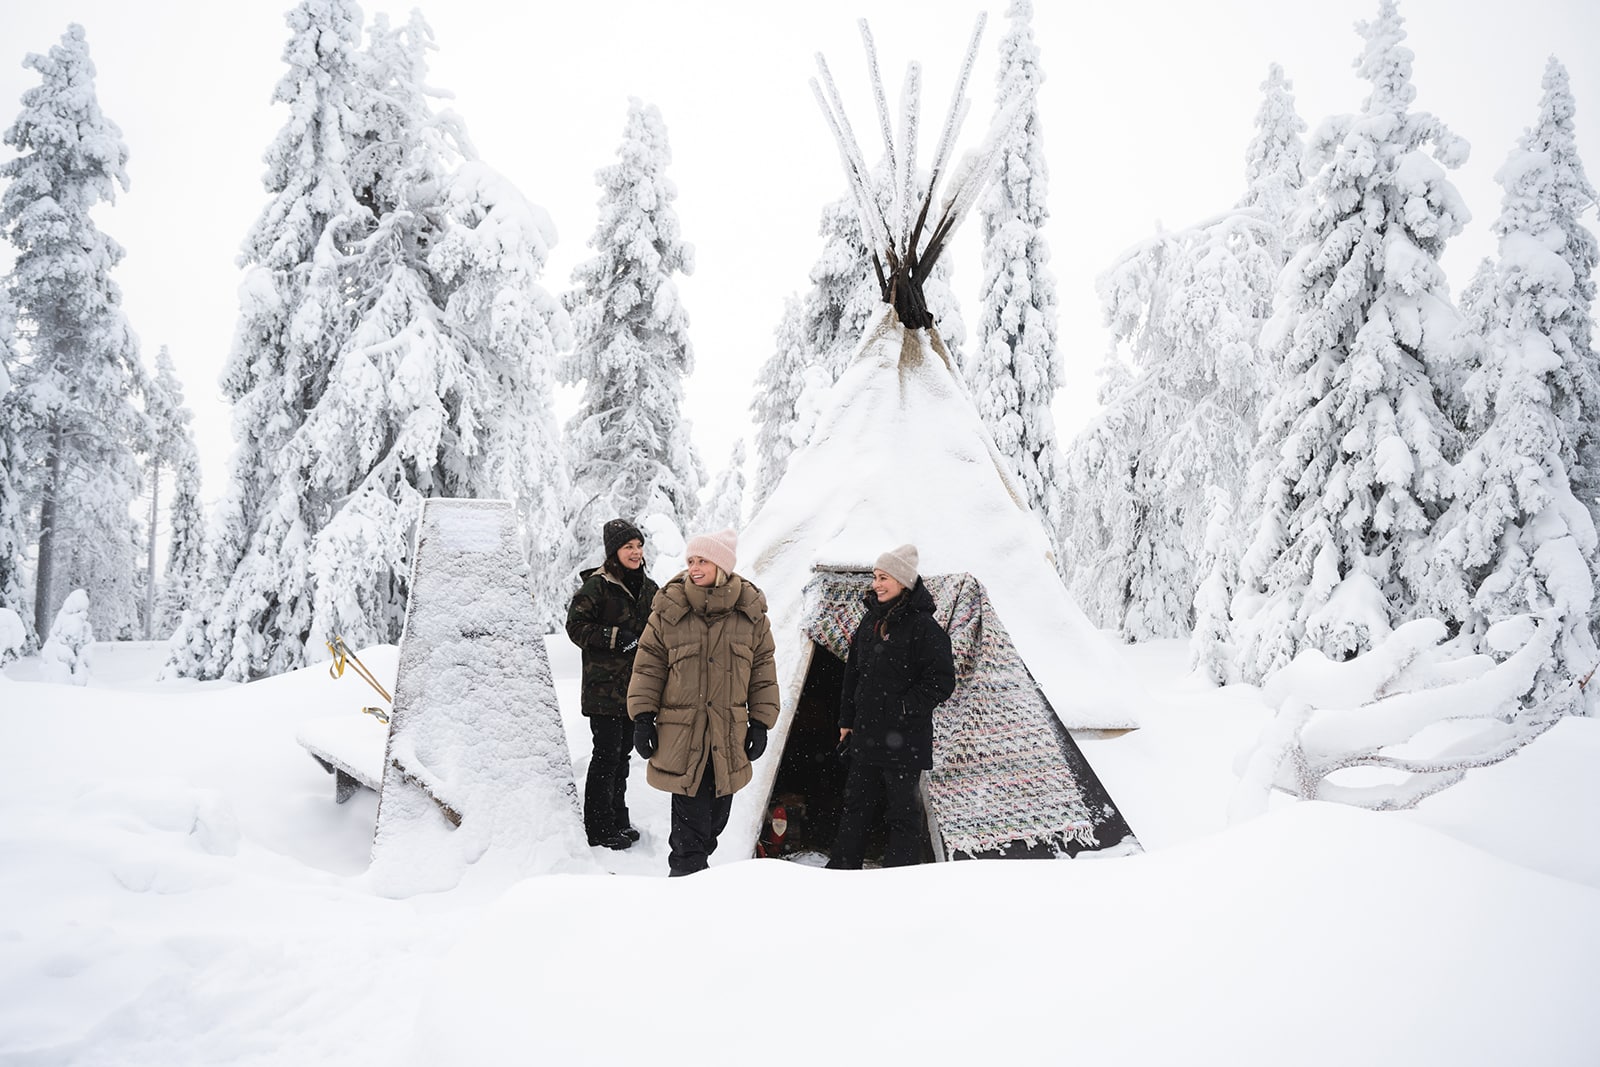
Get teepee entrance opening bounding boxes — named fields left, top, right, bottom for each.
left=758, top=641, right=936, bottom=867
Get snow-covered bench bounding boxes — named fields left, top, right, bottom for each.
left=297, top=714, right=388, bottom=803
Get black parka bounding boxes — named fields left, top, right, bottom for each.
left=566, top=565, right=659, bottom=718
left=839, top=578, right=956, bottom=770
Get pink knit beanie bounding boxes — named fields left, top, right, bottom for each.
left=684, top=527, right=738, bottom=578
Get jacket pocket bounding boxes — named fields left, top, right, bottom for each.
left=728, top=642, right=753, bottom=699
left=661, top=642, right=700, bottom=709
left=653, top=705, right=698, bottom=776
left=879, top=699, right=912, bottom=756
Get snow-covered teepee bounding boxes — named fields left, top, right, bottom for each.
left=737, top=19, right=1144, bottom=865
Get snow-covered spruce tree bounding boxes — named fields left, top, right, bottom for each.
left=749, top=296, right=808, bottom=510
left=696, top=438, right=747, bottom=534
left=432, top=158, right=573, bottom=633
left=1058, top=358, right=1147, bottom=634
left=38, top=586, right=92, bottom=685
left=558, top=99, right=704, bottom=579
left=2, top=24, right=150, bottom=642
left=1062, top=67, right=1303, bottom=645
left=183, top=7, right=575, bottom=674
left=144, top=346, right=204, bottom=639
left=1238, top=64, right=1307, bottom=238
left=801, top=189, right=893, bottom=384
left=1188, top=64, right=1307, bottom=681
left=174, top=0, right=366, bottom=679
left=1417, top=105, right=1600, bottom=708
left=748, top=192, right=889, bottom=515
left=1189, top=487, right=1241, bottom=683
left=1518, top=59, right=1600, bottom=560
left=1232, top=0, right=1470, bottom=684
left=968, top=0, right=1065, bottom=568
left=1068, top=244, right=1198, bottom=641
left=293, top=9, right=494, bottom=657
left=0, top=288, right=32, bottom=655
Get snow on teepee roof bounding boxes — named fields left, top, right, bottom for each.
left=743, top=307, right=1145, bottom=734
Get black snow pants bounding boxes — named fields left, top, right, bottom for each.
left=584, top=715, right=633, bottom=842
left=668, top=755, right=732, bottom=876
left=827, top=759, right=923, bottom=869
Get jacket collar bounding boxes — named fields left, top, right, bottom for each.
left=659, top=572, right=767, bottom=624
left=861, top=577, right=935, bottom=620
left=589, top=563, right=649, bottom=598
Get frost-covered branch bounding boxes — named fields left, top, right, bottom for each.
left=1232, top=616, right=1575, bottom=817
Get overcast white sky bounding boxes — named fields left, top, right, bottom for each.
left=2, top=0, right=1597, bottom=507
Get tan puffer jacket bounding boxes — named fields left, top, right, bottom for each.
left=626, top=572, right=780, bottom=797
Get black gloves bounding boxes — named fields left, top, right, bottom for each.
left=745, top=721, right=768, bottom=760
left=615, top=628, right=639, bottom=653
left=633, top=714, right=658, bottom=759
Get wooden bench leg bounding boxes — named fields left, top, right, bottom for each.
left=335, top=769, right=361, bottom=804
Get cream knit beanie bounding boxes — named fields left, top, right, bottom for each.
left=874, top=543, right=919, bottom=589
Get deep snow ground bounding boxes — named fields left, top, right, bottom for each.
left=1, top=637, right=1597, bottom=1066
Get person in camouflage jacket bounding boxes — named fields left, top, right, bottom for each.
left=566, top=518, right=659, bottom=850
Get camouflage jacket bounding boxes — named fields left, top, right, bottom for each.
left=566, top=565, right=659, bottom=718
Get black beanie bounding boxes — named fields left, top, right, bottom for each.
left=603, top=518, right=645, bottom=559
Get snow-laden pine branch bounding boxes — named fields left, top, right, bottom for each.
left=1232, top=616, right=1580, bottom=816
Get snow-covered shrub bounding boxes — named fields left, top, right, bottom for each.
left=0, top=607, right=26, bottom=665
left=39, top=589, right=94, bottom=685
left=639, top=512, right=687, bottom=587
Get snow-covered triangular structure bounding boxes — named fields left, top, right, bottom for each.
left=724, top=19, right=1144, bottom=863
left=369, top=499, right=595, bottom=896
left=735, top=311, right=1144, bottom=861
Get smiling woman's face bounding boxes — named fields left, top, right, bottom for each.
left=686, top=555, right=717, bottom=587
left=616, top=538, right=644, bottom=570
left=871, top=569, right=904, bottom=602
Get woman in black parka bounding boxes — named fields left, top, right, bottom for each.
left=565, top=517, right=658, bottom=850
left=827, top=543, right=956, bottom=869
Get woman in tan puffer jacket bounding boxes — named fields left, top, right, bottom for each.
left=627, top=527, right=779, bottom=876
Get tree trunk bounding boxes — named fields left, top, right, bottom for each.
left=145, top=461, right=160, bottom=640
left=33, top=420, right=63, bottom=638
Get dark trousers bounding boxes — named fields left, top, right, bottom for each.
left=828, top=759, right=923, bottom=869
left=583, top=715, right=633, bottom=841
left=668, top=758, right=732, bottom=876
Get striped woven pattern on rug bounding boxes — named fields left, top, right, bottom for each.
left=800, top=571, right=1102, bottom=856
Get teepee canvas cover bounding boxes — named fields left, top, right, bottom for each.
left=734, top=311, right=1145, bottom=861
left=722, top=19, right=1143, bottom=862
left=802, top=569, right=1133, bottom=858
